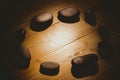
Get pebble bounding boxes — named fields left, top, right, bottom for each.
left=30, top=13, right=53, bottom=31
left=40, top=61, right=60, bottom=75
left=84, top=10, right=96, bottom=25
left=98, top=41, right=113, bottom=59
left=58, top=7, right=80, bottom=23
left=13, top=46, right=31, bottom=69
left=13, top=29, right=26, bottom=46
left=72, top=54, right=98, bottom=67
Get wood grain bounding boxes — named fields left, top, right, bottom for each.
left=6, top=0, right=120, bottom=80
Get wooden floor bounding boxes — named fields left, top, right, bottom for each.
left=1, top=0, right=120, bottom=80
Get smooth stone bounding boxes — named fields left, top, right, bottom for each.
left=13, top=28, right=26, bottom=46
left=72, top=54, right=98, bottom=67
left=98, top=41, right=113, bottom=60
left=12, top=46, right=31, bottom=69
left=71, top=63, right=98, bottom=78
left=40, top=61, right=60, bottom=76
left=84, top=10, right=96, bottom=26
left=97, top=25, right=110, bottom=41
left=58, top=7, right=80, bottom=23
left=30, top=13, right=53, bottom=31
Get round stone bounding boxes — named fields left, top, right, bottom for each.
left=40, top=61, right=60, bottom=75
left=18, top=46, right=31, bottom=61
left=13, top=28, right=26, bottom=46
left=30, top=12, right=53, bottom=31
left=58, top=7, right=80, bottom=23
left=35, top=13, right=53, bottom=22
left=84, top=10, right=96, bottom=25
left=98, top=41, right=113, bottom=59
left=13, top=46, right=31, bottom=69
left=97, top=25, right=109, bottom=41
left=72, top=54, right=98, bottom=67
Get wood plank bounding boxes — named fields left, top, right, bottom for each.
left=22, top=19, right=98, bottom=63
left=13, top=31, right=101, bottom=80
left=7, top=0, right=120, bottom=80
left=8, top=0, right=120, bottom=80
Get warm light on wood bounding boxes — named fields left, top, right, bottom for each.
left=9, top=0, right=112, bottom=80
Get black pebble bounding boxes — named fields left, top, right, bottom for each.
left=58, top=7, right=80, bottom=23
left=72, top=54, right=98, bottom=67
left=84, top=10, right=96, bottom=26
left=71, top=63, right=98, bottom=78
left=98, top=41, right=113, bottom=60
left=71, top=54, right=99, bottom=78
left=13, top=29, right=26, bottom=46
left=30, top=13, right=53, bottom=31
left=97, top=25, right=110, bottom=41
left=40, top=61, right=60, bottom=76
left=12, top=46, right=31, bottom=69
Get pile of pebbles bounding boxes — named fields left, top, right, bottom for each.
left=12, top=7, right=113, bottom=77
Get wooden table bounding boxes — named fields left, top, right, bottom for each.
left=3, top=0, right=120, bottom=80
